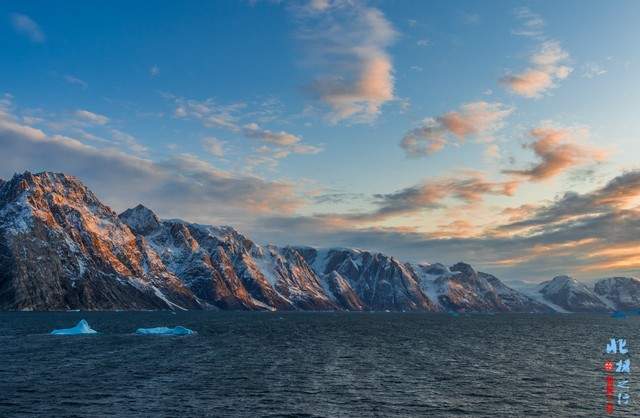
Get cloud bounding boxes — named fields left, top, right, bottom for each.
left=64, top=75, right=88, bottom=89
left=75, top=110, right=109, bottom=125
left=430, top=220, right=478, bottom=238
left=462, top=13, right=480, bottom=25
left=498, top=170, right=640, bottom=234
left=503, top=126, right=607, bottom=181
left=296, top=1, right=397, bottom=123
left=10, top=13, right=44, bottom=43
left=170, top=96, right=244, bottom=130
left=416, top=39, right=430, bottom=47
left=150, top=65, right=160, bottom=77
left=484, top=143, right=501, bottom=160
left=242, top=122, right=322, bottom=168
left=483, top=171, right=640, bottom=276
left=242, top=123, right=301, bottom=146
left=0, top=104, right=304, bottom=224
left=400, top=101, right=513, bottom=157
left=253, top=172, right=640, bottom=280
left=511, top=7, right=545, bottom=38
left=110, top=129, right=148, bottom=155
left=202, top=137, right=225, bottom=158
left=307, top=0, right=330, bottom=12
left=167, top=95, right=321, bottom=166
left=312, top=172, right=518, bottom=224
left=582, top=62, right=607, bottom=79
left=501, top=41, right=572, bottom=98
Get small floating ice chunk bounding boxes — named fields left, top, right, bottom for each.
left=611, top=311, right=627, bottom=319
left=51, top=319, right=98, bottom=335
left=135, top=326, right=194, bottom=335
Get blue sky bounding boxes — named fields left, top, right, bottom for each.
left=2, top=1, right=640, bottom=281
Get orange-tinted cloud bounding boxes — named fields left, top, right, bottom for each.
left=400, top=101, right=513, bottom=157
left=501, top=41, right=572, bottom=98
left=299, top=3, right=397, bottom=122
left=347, top=173, right=518, bottom=223
left=503, top=127, right=607, bottom=181
left=430, top=220, right=479, bottom=239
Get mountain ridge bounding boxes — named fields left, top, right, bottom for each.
left=0, top=171, right=637, bottom=312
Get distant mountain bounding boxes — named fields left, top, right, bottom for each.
left=594, top=277, right=640, bottom=310
left=1, top=171, right=638, bottom=313
left=509, top=275, right=625, bottom=313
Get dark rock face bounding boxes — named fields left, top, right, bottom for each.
left=538, top=276, right=610, bottom=313
left=0, top=171, right=585, bottom=312
left=412, top=262, right=551, bottom=313
left=299, top=248, right=438, bottom=312
left=0, top=172, right=200, bottom=310
left=594, top=277, right=640, bottom=310
left=120, top=206, right=336, bottom=311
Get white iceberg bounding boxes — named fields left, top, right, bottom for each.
left=50, top=319, right=98, bottom=335
left=135, top=326, right=194, bottom=336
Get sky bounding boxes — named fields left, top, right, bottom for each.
left=1, top=0, right=640, bottom=282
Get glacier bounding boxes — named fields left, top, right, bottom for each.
left=50, top=319, right=98, bottom=335
left=135, top=326, right=195, bottom=335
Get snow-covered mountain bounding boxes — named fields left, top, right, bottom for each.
left=298, top=247, right=438, bottom=311
left=120, top=204, right=335, bottom=311
left=531, top=276, right=611, bottom=313
left=1, top=171, right=637, bottom=313
left=297, top=249, right=551, bottom=312
left=593, top=277, right=640, bottom=310
left=415, top=262, right=552, bottom=313
left=0, top=172, right=200, bottom=310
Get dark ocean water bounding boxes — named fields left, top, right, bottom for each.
left=0, top=312, right=638, bottom=418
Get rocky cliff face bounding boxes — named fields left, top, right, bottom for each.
left=120, top=205, right=336, bottom=311
left=3, top=171, right=633, bottom=313
left=535, top=276, right=611, bottom=313
left=299, top=247, right=439, bottom=311
left=298, top=248, right=550, bottom=312
left=593, top=277, right=640, bottom=310
left=411, top=262, right=553, bottom=313
left=0, top=172, right=200, bottom=310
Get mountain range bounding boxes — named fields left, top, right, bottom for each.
left=1, top=171, right=638, bottom=313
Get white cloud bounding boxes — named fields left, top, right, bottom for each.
left=582, top=62, right=607, bottom=79
left=512, top=7, right=545, bottom=38
left=10, top=13, right=44, bottom=43
left=110, top=129, right=148, bottom=155
left=242, top=123, right=301, bottom=146
left=167, top=95, right=322, bottom=166
left=202, top=137, right=225, bottom=157
left=64, top=75, right=88, bottom=89
left=75, top=109, right=109, bottom=125
left=169, top=96, right=243, bottom=131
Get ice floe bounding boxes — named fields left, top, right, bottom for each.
left=50, top=319, right=98, bottom=335
left=135, top=326, right=194, bottom=335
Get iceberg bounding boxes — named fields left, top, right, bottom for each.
left=50, top=319, right=98, bottom=335
left=611, top=311, right=627, bottom=319
left=135, top=326, right=194, bottom=335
